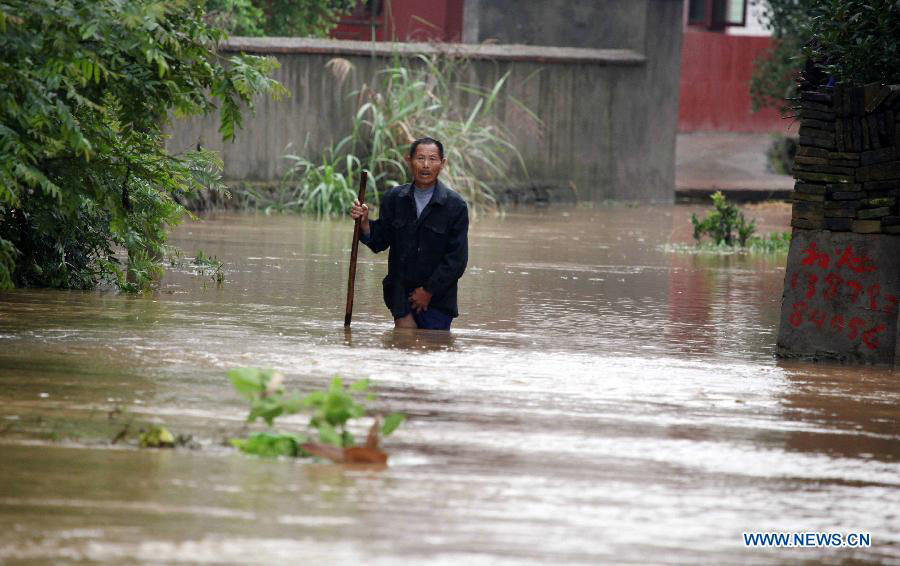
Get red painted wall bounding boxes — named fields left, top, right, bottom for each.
left=678, top=30, right=794, bottom=133
left=332, top=0, right=463, bottom=42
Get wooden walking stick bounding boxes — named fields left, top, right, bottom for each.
left=345, top=170, right=368, bottom=327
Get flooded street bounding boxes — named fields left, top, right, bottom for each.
left=1, top=205, right=898, bottom=564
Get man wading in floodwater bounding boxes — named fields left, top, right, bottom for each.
left=349, top=137, right=469, bottom=330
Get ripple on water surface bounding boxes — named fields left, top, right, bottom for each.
left=0, top=207, right=898, bottom=564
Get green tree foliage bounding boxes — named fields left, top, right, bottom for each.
left=0, top=0, right=287, bottom=290
left=751, top=0, right=900, bottom=114
left=803, top=0, right=900, bottom=86
left=749, top=0, right=813, bottom=114
left=204, top=0, right=357, bottom=37
left=203, top=0, right=265, bottom=36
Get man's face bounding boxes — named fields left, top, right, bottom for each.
left=407, top=143, right=446, bottom=187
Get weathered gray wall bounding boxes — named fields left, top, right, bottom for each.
left=463, top=0, right=648, bottom=51
left=778, top=230, right=900, bottom=365
left=462, top=0, right=683, bottom=201
left=166, top=1, right=682, bottom=202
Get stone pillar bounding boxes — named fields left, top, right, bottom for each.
left=777, top=83, right=900, bottom=365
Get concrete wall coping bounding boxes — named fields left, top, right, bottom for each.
left=220, top=37, right=646, bottom=66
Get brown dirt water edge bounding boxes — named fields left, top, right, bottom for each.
left=0, top=205, right=898, bottom=565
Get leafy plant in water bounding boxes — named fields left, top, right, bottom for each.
left=302, top=377, right=370, bottom=447
left=227, top=368, right=405, bottom=459
left=231, top=431, right=306, bottom=457
left=139, top=425, right=175, bottom=448
left=746, top=231, right=791, bottom=253
left=228, top=367, right=303, bottom=427
left=193, top=250, right=225, bottom=284
left=301, top=377, right=403, bottom=448
left=690, top=191, right=757, bottom=247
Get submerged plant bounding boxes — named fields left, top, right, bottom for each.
left=746, top=231, right=791, bottom=253
left=139, top=425, right=175, bottom=448
left=193, top=250, right=225, bottom=284
left=673, top=195, right=790, bottom=255
left=227, top=368, right=405, bottom=462
left=231, top=431, right=306, bottom=458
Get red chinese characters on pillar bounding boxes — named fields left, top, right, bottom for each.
left=835, top=246, right=876, bottom=274
left=801, top=242, right=830, bottom=269
left=862, top=324, right=886, bottom=349
left=823, top=272, right=842, bottom=300
left=805, top=274, right=818, bottom=300
left=787, top=242, right=894, bottom=351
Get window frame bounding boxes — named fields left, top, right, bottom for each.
left=687, top=0, right=748, bottom=31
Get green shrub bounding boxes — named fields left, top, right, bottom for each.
left=766, top=135, right=797, bottom=175
left=752, top=0, right=900, bottom=114
left=804, top=0, right=900, bottom=86
left=226, top=368, right=405, bottom=458
left=203, top=0, right=356, bottom=38
left=750, top=0, right=813, bottom=114
left=690, top=191, right=757, bottom=247
left=0, top=0, right=286, bottom=291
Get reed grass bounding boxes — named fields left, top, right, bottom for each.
left=245, top=48, right=538, bottom=216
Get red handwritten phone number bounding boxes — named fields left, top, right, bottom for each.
left=788, top=242, right=896, bottom=350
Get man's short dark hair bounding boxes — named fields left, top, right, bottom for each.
left=409, top=137, right=444, bottom=160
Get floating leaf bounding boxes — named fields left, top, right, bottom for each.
left=382, top=413, right=406, bottom=437
left=139, top=425, right=175, bottom=448
left=228, top=367, right=265, bottom=399
left=231, top=431, right=305, bottom=457
left=318, top=422, right=341, bottom=446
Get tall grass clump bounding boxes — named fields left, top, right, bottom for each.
left=242, top=140, right=369, bottom=215
left=252, top=49, right=537, bottom=216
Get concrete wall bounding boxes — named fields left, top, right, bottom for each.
left=166, top=1, right=682, bottom=203
left=462, top=0, right=649, bottom=51
left=462, top=0, right=683, bottom=200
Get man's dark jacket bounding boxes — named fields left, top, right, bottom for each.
left=361, top=180, right=469, bottom=319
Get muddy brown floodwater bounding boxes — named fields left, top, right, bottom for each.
left=1, top=205, right=898, bottom=565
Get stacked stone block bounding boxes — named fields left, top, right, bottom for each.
left=791, top=84, right=900, bottom=234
